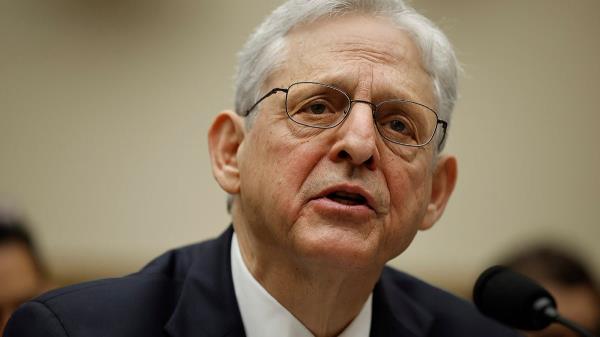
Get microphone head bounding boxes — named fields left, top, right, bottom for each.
left=473, top=265, right=557, bottom=330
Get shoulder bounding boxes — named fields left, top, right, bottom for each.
left=4, top=234, right=225, bottom=337
left=379, top=267, right=522, bottom=336
left=5, top=272, right=179, bottom=337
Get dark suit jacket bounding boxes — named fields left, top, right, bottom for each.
left=5, top=227, right=520, bottom=337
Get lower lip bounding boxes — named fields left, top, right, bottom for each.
left=307, top=197, right=374, bottom=219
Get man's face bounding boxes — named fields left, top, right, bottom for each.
left=228, top=14, right=455, bottom=270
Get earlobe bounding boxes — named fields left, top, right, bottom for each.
left=419, top=155, right=458, bottom=230
left=208, top=110, right=245, bottom=194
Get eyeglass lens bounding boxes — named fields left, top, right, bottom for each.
left=285, top=82, right=438, bottom=146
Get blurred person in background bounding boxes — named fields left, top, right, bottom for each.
left=503, top=245, right=600, bottom=337
left=0, top=211, right=52, bottom=335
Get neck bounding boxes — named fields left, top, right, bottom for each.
left=233, top=222, right=381, bottom=337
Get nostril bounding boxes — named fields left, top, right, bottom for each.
left=364, top=156, right=375, bottom=170
left=337, top=150, right=350, bottom=160
left=336, top=150, right=376, bottom=170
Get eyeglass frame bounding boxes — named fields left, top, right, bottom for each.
left=243, top=81, right=448, bottom=149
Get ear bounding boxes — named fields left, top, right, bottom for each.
left=208, top=110, right=246, bottom=194
left=419, top=154, right=458, bottom=230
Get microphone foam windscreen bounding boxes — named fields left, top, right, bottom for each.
left=473, top=265, right=556, bottom=330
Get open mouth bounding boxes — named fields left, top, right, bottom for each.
left=326, top=191, right=367, bottom=206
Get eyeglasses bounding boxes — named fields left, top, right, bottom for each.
left=244, top=81, right=447, bottom=148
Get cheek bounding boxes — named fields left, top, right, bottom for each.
left=385, top=155, right=429, bottom=216
left=243, top=127, right=327, bottom=221
left=381, top=158, right=432, bottom=255
left=273, top=140, right=326, bottom=207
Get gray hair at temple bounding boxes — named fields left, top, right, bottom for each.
left=228, top=0, right=460, bottom=213
left=234, top=0, right=460, bottom=150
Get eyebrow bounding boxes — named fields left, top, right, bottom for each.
left=295, top=73, right=420, bottom=103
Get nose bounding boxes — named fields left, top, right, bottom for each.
left=328, top=101, right=379, bottom=170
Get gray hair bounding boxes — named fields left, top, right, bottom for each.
left=228, top=0, right=460, bottom=213
left=234, top=0, right=460, bottom=148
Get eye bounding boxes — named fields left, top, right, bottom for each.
left=389, top=119, right=408, bottom=133
left=377, top=112, right=419, bottom=145
left=307, top=102, right=328, bottom=114
left=380, top=115, right=415, bottom=136
left=285, top=82, right=349, bottom=128
left=296, top=98, right=336, bottom=115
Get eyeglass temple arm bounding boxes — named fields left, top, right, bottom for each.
left=243, top=88, right=288, bottom=116
left=437, top=120, right=448, bottom=150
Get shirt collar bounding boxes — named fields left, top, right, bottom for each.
left=231, top=233, right=372, bottom=337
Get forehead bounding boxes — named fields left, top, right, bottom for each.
left=272, top=13, right=434, bottom=105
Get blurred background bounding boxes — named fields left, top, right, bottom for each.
left=1, top=0, right=599, bottom=298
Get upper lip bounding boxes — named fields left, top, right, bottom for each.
left=312, top=184, right=377, bottom=211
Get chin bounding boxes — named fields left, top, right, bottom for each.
left=290, top=220, right=385, bottom=271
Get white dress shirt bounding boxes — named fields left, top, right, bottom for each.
left=231, top=233, right=372, bottom=337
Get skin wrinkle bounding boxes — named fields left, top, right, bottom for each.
left=325, top=27, right=436, bottom=110
left=264, top=12, right=429, bottom=266
left=264, top=37, right=433, bottom=113
left=211, top=12, right=457, bottom=337
left=286, top=50, right=428, bottom=105
left=354, top=62, right=373, bottom=101
left=290, top=13, right=417, bottom=262
left=278, top=49, right=429, bottom=161
left=330, top=38, right=405, bottom=70
left=245, top=16, right=442, bottom=133
left=302, top=15, right=434, bottom=101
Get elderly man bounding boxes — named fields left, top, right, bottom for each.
left=5, top=1, right=520, bottom=336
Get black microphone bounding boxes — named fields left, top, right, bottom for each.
left=473, top=265, right=598, bottom=337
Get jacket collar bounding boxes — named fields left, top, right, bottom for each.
left=370, top=268, right=434, bottom=337
left=165, top=226, right=246, bottom=337
left=164, top=226, right=434, bottom=337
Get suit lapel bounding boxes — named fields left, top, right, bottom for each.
left=370, top=269, right=434, bottom=337
left=164, top=227, right=246, bottom=337
left=163, top=227, right=434, bottom=337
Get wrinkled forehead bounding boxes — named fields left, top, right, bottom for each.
left=267, top=13, right=435, bottom=106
